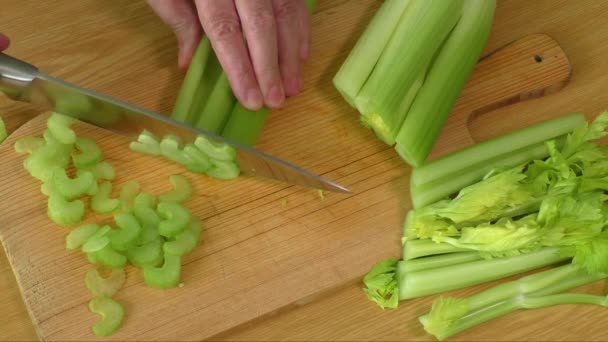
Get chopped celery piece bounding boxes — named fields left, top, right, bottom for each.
left=134, top=192, right=156, bottom=209
left=410, top=113, right=585, bottom=188
left=87, top=251, right=99, bottom=264
left=47, top=113, right=76, bottom=144
left=398, top=247, right=567, bottom=300
left=159, top=175, right=192, bottom=203
left=172, top=37, right=213, bottom=123
left=129, top=130, right=161, bottom=156
left=355, top=0, right=464, bottom=145
left=194, top=135, right=237, bottom=161
left=138, top=222, right=160, bottom=245
left=85, top=268, right=126, bottom=297
left=143, top=253, right=181, bottom=289
left=160, top=135, right=192, bottom=165
left=183, top=144, right=212, bottom=173
left=333, top=0, right=411, bottom=107
left=207, top=159, right=240, bottom=180
left=24, top=143, right=72, bottom=182
left=66, top=223, right=99, bottom=250
left=164, top=220, right=202, bottom=256
left=72, top=137, right=103, bottom=169
left=395, top=0, right=496, bottom=166
left=88, top=297, right=124, bottom=337
left=110, top=213, right=142, bottom=251
left=14, top=136, right=45, bottom=154
left=81, top=161, right=115, bottom=180
left=221, top=103, right=269, bottom=146
left=157, top=201, right=191, bottom=238
left=96, top=245, right=127, bottom=269
left=194, top=73, right=236, bottom=133
left=86, top=180, right=99, bottom=196
left=91, top=182, right=120, bottom=214
left=362, top=259, right=399, bottom=309
left=127, top=238, right=163, bottom=268
left=82, top=226, right=112, bottom=253
left=0, top=117, right=6, bottom=143
left=119, top=181, right=140, bottom=211
left=41, top=181, right=57, bottom=197
left=52, top=169, right=95, bottom=199
left=47, top=194, right=85, bottom=227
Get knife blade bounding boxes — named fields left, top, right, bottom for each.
left=0, top=52, right=351, bottom=193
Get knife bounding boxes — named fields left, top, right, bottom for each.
left=0, top=52, right=351, bottom=193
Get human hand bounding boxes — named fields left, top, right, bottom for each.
left=147, top=0, right=311, bottom=111
left=0, top=34, right=9, bottom=51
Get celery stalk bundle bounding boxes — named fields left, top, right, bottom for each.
left=333, top=0, right=496, bottom=166
left=363, top=112, right=608, bottom=340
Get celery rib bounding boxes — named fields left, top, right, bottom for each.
left=221, top=103, right=270, bottom=146
left=394, top=0, right=496, bottom=166
left=355, top=0, right=464, bottom=145
left=194, top=73, right=236, bottom=133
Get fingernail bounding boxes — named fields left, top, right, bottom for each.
left=246, top=88, right=264, bottom=110
left=284, top=77, right=301, bottom=97
left=266, top=85, right=285, bottom=108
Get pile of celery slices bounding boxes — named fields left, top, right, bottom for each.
left=14, top=113, right=205, bottom=337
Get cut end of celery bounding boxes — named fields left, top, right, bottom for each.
left=360, top=113, right=396, bottom=145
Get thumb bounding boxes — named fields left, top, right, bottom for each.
left=0, top=34, right=10, bottom=51
left=147, top=0, right=202, bottom=69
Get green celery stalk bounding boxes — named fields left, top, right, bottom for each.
left=404, top=239, right=469, bottom=260
left=194, top=73, right=236, bottom=133
left=398, top=247, right=567, bottom=300
left=355, top=0, right=464, bottom=145
left=394, top=0, right=496, bottom=166
left=188, top=49, right=224, bottom=125
left=419, top=264, right=605, bottom=340
left=399, top=252, right=482, bottom=273
left=220, top=103, right=270, bottom=146
left=0, top=116, right=7, bottom=143
left=410, top=113, right=585, bottom=188
left=332, top=0, right=412, bottom=106
left=172, top=38, right=213, bottom=123
left=411, top=140, right=553, bottom=208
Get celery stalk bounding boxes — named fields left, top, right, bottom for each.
left=410, top=113, right=585, bottom=188
left=221, top=103, right=270, bottom=146
left=400, top=252, right=482, bottom=273
left=398, top=247, right=567, bottom=300
left=419, top=264, right=605, bottom=340
left=188, top=49, right=223, bottom=125
left=404, top=239, right=468, bottom=260
left=332, top=0, right=412, bottom=106
left=411, top=141, right=553, bottom=208
left=194, top=73, right=236, bottom=133
left=355, top=0, right=464, bottom=145
left=0, top=117, right=6, bottom=143
left=394, top=0, right=496, bottom=166
left=172, top=38, right=212, bottom=123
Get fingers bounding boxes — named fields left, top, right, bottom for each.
left=0, top=34, right=9, bottom=51
left=297, top=1, right=311, bottom=60
left=235, top=0, right=284, bottom=108
left=273, top=0, right=303, bottom=97
left=195, top=0, right=264, bottom=110
left=147, top=0, right=202, bottom=69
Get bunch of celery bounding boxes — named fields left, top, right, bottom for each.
left=333, top=0, right=496, bottom=167
left=15, top=113, right=203, bottom=336
left=363, top=112, right=608, bottom=340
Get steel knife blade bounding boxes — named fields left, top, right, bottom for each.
left=0, top=52, right=351, bottom=193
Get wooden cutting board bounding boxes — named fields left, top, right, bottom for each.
left=0, top=1, right=586, bottom=340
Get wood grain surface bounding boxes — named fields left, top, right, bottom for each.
left=2, top=0, right=608, bottom=341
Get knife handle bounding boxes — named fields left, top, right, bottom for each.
left=0, top=53, right=39, bottom=99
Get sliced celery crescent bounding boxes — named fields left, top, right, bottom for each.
left=88, top=297, right=125, bottom=337
left=159, top=175, right=192, bottom=203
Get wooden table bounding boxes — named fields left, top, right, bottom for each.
left=3, top=0, right=608, bottom=340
